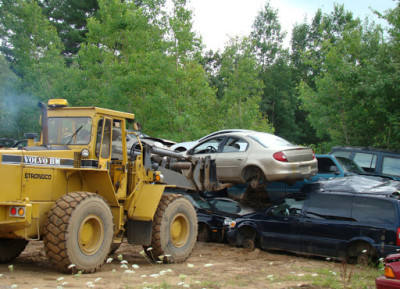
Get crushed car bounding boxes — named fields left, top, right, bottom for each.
left=226, top=176, right=400, bottom=265
left=376, top=253, right=400, bottom=289
left=166, top=191, right=254, bottom=242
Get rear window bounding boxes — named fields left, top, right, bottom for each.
left=351, top=197, right=395, bottom=224
left=248, top=133, right=292, bottom=148
left=354, top=152, right=377, bottom=173
left=305, top=193, right=352, bottom=220
left=382, top=156, right=400, bottom=178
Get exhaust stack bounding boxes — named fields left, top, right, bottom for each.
left=38, top=102, right=49, bottom=147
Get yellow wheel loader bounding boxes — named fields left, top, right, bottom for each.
left=0, top=99, right=198, bottom=273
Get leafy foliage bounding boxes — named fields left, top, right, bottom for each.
left=0, top=0, right=398, bottom=151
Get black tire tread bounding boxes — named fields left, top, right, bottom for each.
left=43, top=192, right=112, bottom=273
left=145, top=194, right=197, bottom=263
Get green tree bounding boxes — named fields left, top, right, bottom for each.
left=298, top=12, right=398, bottom=150
left=0, top=0, right=75, bottom=138
left=77, top=0, right=217, bottom=141
left=251, top=1, right=285, bottom=68
left=250, top=2, right=295, bottom=140
left=293, top=5, right=365, bottom=150
left=39, top=0, right=99, bottom=59
left=0, top=0, right=69, bottom=98
left=219, top=37, right=272, bottom=132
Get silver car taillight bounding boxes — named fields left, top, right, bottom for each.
left=273, top=151, right=288, bottom=162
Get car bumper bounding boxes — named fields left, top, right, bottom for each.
left=209, top=227, right=225, bottom=242
left=376, top=276, right=400, bottom=289
left=375, top=244, right=400, bottom=258
left=226, top=229, right=240, bottom=246
left=264, top=161, right=318, bottom=183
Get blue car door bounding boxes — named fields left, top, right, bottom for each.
left=301, top=193, right=353, bottom=257
left=259, top=194, right=307, bottom=253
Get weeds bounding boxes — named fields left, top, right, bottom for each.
left=0, top=248, right=383, bottom=289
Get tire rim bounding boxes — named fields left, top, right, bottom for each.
left=170, top=213, right=189, bottom=248
left=78, top=214, right=104, bottom=255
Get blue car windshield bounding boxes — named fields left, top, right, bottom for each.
left=248, top=133, right=293, bottom=148
left=337, top=157, right=365, bottom=174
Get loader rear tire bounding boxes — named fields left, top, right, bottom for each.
left=144, top=194, right=197, bottom=263
left=0, top=238, right=28, bottom=263
left=43, top=192, right=114, bottom=273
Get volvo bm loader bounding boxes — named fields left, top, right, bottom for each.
left=0, top=99, right=198, bottom=273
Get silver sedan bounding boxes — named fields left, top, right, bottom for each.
left=186, top=131, right=318, bottom=187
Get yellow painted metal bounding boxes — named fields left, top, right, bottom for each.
left=110, top=206, right=124, bottom=237
left=127, top=183, right=165, bottom=221
left=0, top=155, right=22, bottom=202
left=78, top=170, right=118, bottom=206
left=0, top=100, right=169, bottom=249
left=48, top=99, right=68, bottom=107
left=0, top=202, right=32, bottom=233
left=78, top=214, right=104, bottom=255
left=27, top=138, right=35, bottom=147
left=170, top=213, right=190, bottom=248
left=22, top=168, right=54, bottom=201
left=47, top=106, right=134, bottom=121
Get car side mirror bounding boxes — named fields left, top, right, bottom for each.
left=329, top=165, right=340, bottom=174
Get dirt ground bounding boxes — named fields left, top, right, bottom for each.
left=0, top=240, right=379, bottom=289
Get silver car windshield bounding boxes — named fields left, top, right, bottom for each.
left=248, top=133, right=293, bottom=148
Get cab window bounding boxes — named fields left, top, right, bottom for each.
left=48, top=117, right=91, bottom=145
left=96, top=119, right=112, bottom=158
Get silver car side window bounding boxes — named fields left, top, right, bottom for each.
left=192, top=137, right=224, bottom=154
left=222, top=137, right=248, bottom=153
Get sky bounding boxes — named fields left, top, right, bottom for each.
left=188, top=0, right=397, bottom=51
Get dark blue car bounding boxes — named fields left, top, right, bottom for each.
left=170, top=192, right=254, bottom=242
left=226, top=176, right=400, bottom=265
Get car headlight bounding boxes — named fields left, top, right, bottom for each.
left=223, top=218, right=236, bottom=228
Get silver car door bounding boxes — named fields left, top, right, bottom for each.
left=216, top=137, right=248, bottom=181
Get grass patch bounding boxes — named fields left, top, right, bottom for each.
left=270, top=262, right=382, bottom=289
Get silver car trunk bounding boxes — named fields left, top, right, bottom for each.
left=282, top=147, right=314, bottom=162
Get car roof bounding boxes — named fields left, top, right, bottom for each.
left=304, top=175, right=400, bottom=198
left=198, top=129, right=256, bottom=142
left=331, top=146, right=400, bottom=155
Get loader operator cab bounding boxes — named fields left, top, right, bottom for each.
left=44, top=99, right=137, bottom=197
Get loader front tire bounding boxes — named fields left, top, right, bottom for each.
left=44, top=192, right=114, bottom=273
left=0, top=238, right=28, bottom=263
left=144, top=194, right=197, bottom=263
